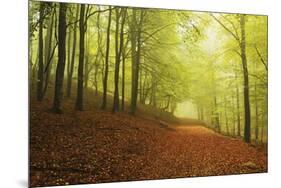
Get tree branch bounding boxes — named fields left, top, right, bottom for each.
left=210, top=14, right=240, bottom=42
left=254, top=44, right=268, bottom=71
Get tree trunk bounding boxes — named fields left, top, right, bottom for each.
left=66, top=5, right=79, bottom=98
left=254, top=81, right=259, bottom=143
left=130, top=10, right=144, bottom=115
left=32, top=48, right=39, bottom=88
left=197, top=105, right=201, bottom=120
left=235, top=68, right=241, bottom=137
left=121, top=40, right=126, bottom=111
left=84, top=32, right=89, bottom=90
left=139, top=68, right=143, bottom=103
left=75, top=4, right=86, bottom=111
left=66, top=26, right=72, bottom=91
left=52, top=3, right=67, bottom=113
left=212, top=14, right=251, bottom=142
left=200, top=107, right=204, bottom=120
left=43, top=7, right=55, bottom=97
left=150, top=75, right=157, bottom=107
left=112, top=8, right=121, bottom=112
left=240, top=15, right=251, bottom=143
left=231, top=91, right=236, bottom=135
left=101, top=6, right=112, bottom=110
left=261, top=110, right=264, bottom=143
left=37, top=3, right=44, bottom=101
left=214, top=96, right=220, bottom=132
left=224, top=95, right=229, bottom=135
left=94, top=9, right=102, bottom=96
left=130, top=10, right=137, bottom=114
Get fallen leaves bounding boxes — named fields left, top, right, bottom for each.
left=29, top=99, right=267, bottom=187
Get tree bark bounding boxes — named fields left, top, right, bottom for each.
left=254, top=81, right=259, bottom=143
left=94, top=9, right=102, bottom=96
left=130, top=10, right=137, bottom=114
left=224, top=95, right=229, bottom=135
left=101, top=6, right=112, bottom=110
left=254, top=60, right=259, bottom=143
left=52, top=3, right=67, bottom=113
left=261, top=110, right=264, bottom=143
left=37, top=3, right=44, bottom=101
left=112, top=8, right=121, bottom=112
left=84, top=32, right=89, bottom=89
left=150, top=75, right=157, bottom=107
left=240, top=15, right=251, bottom=143
left=235, top=68, right=241, bottom=137
left=214, top=96, right=220, bottom=132
left=121, top=40, right=126, bottom=111
left=130, top=10, right=144, bottom=115
left=43, top=7, right=55, bottom=97
left=75, top=4, right=86, bottom=111
left=66, top=5, right=79, bottom=98
left=113, top=8, right=127, bottom=112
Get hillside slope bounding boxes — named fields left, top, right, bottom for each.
left=30, top=96, right=267, bottom=187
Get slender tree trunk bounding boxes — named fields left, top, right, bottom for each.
left=171, top=102, right=177, bottom=115
left=142, top=70, right=148, bottom=104
left=112, top=9, right=121, bottom=112
left=121, top=41, right=126, bottom=111
left=84, top=32, right=89, bottom=89
left=130, top=10, right=144, bottom=115
left=130, top=10, right=137, bottom=114
left=150, top=76, right=157, bottom=107
left=224, top=95, right=229, bottom=135
left=164, top=95, right=171, bottom=111
left=139, top=68, right=143, bottom=103
left=75, top=4, right=86, bottom=111
left=32, top=49, right=39, bottom=88
left=43, top=8, right=55, bottom=97
left=94, top=64, right=98, bottom=95
left=52, top=3, right=67, bottom=113
left=214, top=96, right=220, bottom=132
left=94, top=9, right=102, bottom=96
left=231, top=91, right=236, bottom=135
left=114, top=8, right=126, bottom=113
left=84, top=54, right=89, bottom=89
left=240, top=15, right=251, bottom=143
left=37, top=3, right=44, bottom=101
left=200, top=107, right=204, bottom=120
left=65, top=24, right=72, bottom=94
left=66, top=5, right=79, bottom=98
left=66, top=27, right=72, bottom=90
left=101, top=6, right=112, bottom=110
left=261, top=110, right=264, bottom=143
left=235, top=69, right=241, bottom=137
left=29, top=38, right=33, bottom=88
left=254, top=82, right=259, bottom=143
left=197, top=105, right=201, bottom=120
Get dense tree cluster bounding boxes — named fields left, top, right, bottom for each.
left=29, top=2, right=267, bottom=143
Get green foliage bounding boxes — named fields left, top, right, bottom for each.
left=29, top=1, right=268, bottom=143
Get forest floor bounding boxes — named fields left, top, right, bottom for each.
left=30, top=96, right=267, bottom=187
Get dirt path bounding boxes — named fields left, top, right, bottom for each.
left=140, top=125, right=267, bottom=179
left=30, top=106, right=267, bottom=187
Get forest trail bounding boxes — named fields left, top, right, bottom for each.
left=30, top=99, right=267, bottom=187
left=143, top=125, right=267, bottom=178
left=29, top=3, right=268, bottom=187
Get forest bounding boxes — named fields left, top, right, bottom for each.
left=29, top=1, right=268, bottom=187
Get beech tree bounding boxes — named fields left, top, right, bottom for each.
left=36, top=2, right=44, bottom=101
left=75, top=4, right=86, bottom=111
left=30, top=2, right=267, bottom=143
left=101, top=6, right=112, bottom=110
left=52, top=3, right=67, bottom=113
